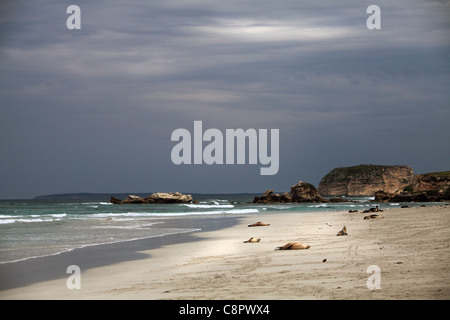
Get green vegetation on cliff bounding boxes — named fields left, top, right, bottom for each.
left=423, top=171, right=450, bottom=178
left=321, top=164, right=406, bottom=180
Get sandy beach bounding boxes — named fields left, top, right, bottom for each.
left=1, top=204, right=449, bottom=300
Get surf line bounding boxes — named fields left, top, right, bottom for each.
left=171, top=121, right=279, bottom=175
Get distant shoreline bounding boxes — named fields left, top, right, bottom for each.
left=31, top=192, right=263, bottom=201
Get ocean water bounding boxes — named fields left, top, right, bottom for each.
left=0, top=194, right=431, bottom=264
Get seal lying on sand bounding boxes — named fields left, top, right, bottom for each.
left=363, top=206, right=383, bottom=213
left=243, top=237, right=261, bottom=243
left=248, top=221, right=270, bottom=227
left=337, top=226, right=348, bottom=236
left=275, top=242, right=310, bottom=250
left=364, top=214, right=383, bottom=220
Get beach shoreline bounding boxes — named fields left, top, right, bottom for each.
left=1, top=205, right=449, bottom=300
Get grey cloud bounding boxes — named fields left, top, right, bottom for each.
left=0, top=0, right=449, bottom=198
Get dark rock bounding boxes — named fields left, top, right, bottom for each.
left=122, top=195, right=146, bottom=204
left=374, top=190, right=449, bottom=203
left=110, top=196, right=123, bottom=204
left=253, top=181, right=325, bottom=203
left=253, top=189, right=291, bottom=204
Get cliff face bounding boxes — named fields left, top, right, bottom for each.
left=374, top=171, right=450, bottom=202
left=412, top=172, right=450, bottom=194
left=318, top=164, right=415, bottom=196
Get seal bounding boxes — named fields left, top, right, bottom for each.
left=337, top=226, right=348, bottom=236
left=248, top=221, right=270, bottom=227
left=243, top=237, right=261, bottom=243
left=275, top=242, right=310, bottom=250
left=364, top=214, right=383, bottom=220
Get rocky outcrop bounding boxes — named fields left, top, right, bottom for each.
left=290, top=181, right=325, bottom=202
left=110, top=196, right=123, bottom=204
left=374, top=171, right=450, bottom=202
left=253, top=189, right=291, bottom=203
left=110, top=192, right=195, bottom=204
left=318, top=164, right=415, bottom=196
left=122, top=195, right=147, bottom=204
left=146, top=192, right=194, bottom=204
left=254, top=181, right=326, bottom=203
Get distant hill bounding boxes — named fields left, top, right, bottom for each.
left=33, top=192, right=260, bottom=201
left=33, top=193, right=149, bottom=201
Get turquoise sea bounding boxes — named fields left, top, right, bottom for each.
left=0, top=194, right=434, bottom=264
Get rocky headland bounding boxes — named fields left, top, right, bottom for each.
left=318, top=164, right=415, bottom=196
left=110, top=192, right=196, bottom=204
left=374, top=171, right=450, bottom=202
left=318, top=164, right=449, bottom=202
left=253, top=165, right=449, bottom=204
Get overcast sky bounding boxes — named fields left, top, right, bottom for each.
left=0, top=0, right=449, bottom=199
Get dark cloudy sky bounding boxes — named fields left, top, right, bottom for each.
left=1, top=0, right=449, bottom=199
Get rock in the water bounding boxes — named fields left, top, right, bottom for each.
left=146, top=192, right=193, bottom=204
left=252, top=189, right=291, bottom=204
left=110, top=196, right=123, bottom=204
left=253, top=181, right=325, bottom=203
left=290, top=181, right=325, bottom=203
left=110, top=192, right=194, bottom=204
left=122, top=195, right=146, bottom=204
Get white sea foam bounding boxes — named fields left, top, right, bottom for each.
left=183, top=203, right=234, bottom=209
left=264, top=206, right=292, bottom=210
left=91, top=221, right=165, bottom=229
left=0, top=215, right=65, bottom=224
left=0, top=215, right=17, bottom=219
left=0, top=219, right=15, bottom=224
left=89, top=208, right=259, bottom=218
left=0, top=218, right=55, bottom=224
left=50, top=213, right=67, bottom=218
left=223, top=209, right=259, bottom=214
left=308, top=204, right=328, bottom=208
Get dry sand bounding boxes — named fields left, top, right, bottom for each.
left=1, top=205, right=449, bottom=300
